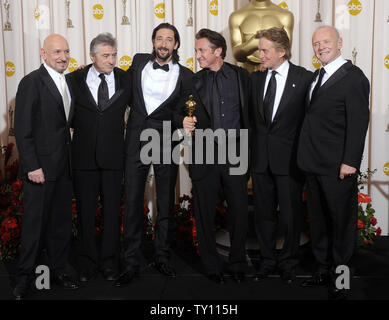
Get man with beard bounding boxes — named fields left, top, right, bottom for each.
left=115, top=23, right=193, bottom=287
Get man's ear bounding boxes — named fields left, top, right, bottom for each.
left=40, top=48, right=46, bottom=61
left=214, top=47, right=222, bottom=57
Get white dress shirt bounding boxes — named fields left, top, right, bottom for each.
left=263, top=60, right=289, bottom=121
left=43, top=63, right=71, bottom=118
left=86, top=65, right=115, bottom=105
left=141, top=60, right=179, bottom=115
left=309, top=55, right=347, bottom=99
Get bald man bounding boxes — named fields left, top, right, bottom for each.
left=14, top=34, right=79, bottom=299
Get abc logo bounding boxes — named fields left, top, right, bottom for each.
left=92, top=4, right=104, bottom=20
left=119, top=56, right=132, bottom=71
left=68, top=58, right=79, bottom=73
left=209, top=0, right=218, bottom=16
left=186, top=58, right=194, bottom=72
left=348, top=0, right=362, bottom=16
left=384, top=55, right=389, bottom=69
left=384, top=162, right=389, bottom=177
left=154, top=3, right=165, bottom=19
left=5, top=61, right=15, bottom=77
left=34, top=6, right=40, bottom=21
left=278, top=1, right=289, bottom=9
left=312, top=55, right=322, bottom=69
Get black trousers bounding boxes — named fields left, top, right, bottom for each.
left=252, top=168, right=303, bottom=271
left=74, top=169, right=122, bottom=272
left=16, top=174, right=73, bottom=287
left=305, top=174, right=358, bottom=273
left=192, top=163, right=248, bottom=275
left=122, top=155, right=178, bottom=271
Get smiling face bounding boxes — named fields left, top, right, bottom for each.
left=90, top=44, right=117, bottom=74
left=152, top=28, right=178, bottom=64
left=312, top=27, right=342, bottom=66
left=258, top=37, right=286, bottom=70
left=41, top=34, right=70, bottom=74
left=195, top=37, right=223, bottom=71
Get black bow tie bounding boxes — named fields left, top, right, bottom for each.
left=153, top=61, right=169, bottom=72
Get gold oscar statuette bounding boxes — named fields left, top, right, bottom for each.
left=229, top=0, right=294, bottom=73
left=186, top=0, right=193, bottom=27
left=121, top=0, right=130, bottom=25
left=352, top=47, right=358, bottom=65
left=3, top=0, right=12, bottom=31
left=66, top=0, right=74, bottom=28
left=185, top=95, right=196, bottom=135
left=314, top=0, right=322, bottom=22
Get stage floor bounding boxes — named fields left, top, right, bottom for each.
left=1, top=236, right=389, bottom=301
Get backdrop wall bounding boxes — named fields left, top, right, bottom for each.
left=1, top=0, right=388, bottom=233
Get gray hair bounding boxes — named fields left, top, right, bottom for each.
left=313, top=25, right=341, bottom=41
left=90, top=33, right=117, bottom=56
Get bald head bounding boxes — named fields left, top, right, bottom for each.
left=41, top=34, right=70, bottom=73
left=312, top=26, right=340, bottom=42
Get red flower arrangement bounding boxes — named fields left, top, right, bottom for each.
left=173, top=194, right=199, bottom=253
left=0, top=144, right=23, bottom=261
left=357, top=169, right=380, bottom=247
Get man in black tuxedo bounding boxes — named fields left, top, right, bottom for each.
left=182, top=29, right=250, bottom=284
left=13, top=34, right=78, bottom=299
left=297, top=26, right=370, bottom=299
left=115, top=23, right=193, bottom=287
left=66, top=33, right=131, bottom=282
left=250, top=28, right=313, bottom=284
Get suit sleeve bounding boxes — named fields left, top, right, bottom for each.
left=172, top=69, right=195, bottom=129
left=14, top=76, right=40, bottom=174
left=343, top=72, right=370, bottom=169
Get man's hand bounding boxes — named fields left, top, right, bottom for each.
left=28, top=168, right=45, bottom=184
left=183, top=116, right=197, bottom=135
left=339, top=163, right=357, bottom=180
left=76, top=64, right=87, bottom=70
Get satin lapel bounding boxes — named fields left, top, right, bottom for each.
left=136, top=58, right=149, bottom=115
left=306, top=69, right=319, bottom=110
left=313, top=61, right=352, bottom=101
left=39, top=65, right=67, bottom=120
left=76, top=65, right=99, bottom=111
left=273, top=64, right=299, bottom=120
left=194, top=71, right=211, bottom=117
left=255, top=71, right=266, bottom=121
left=237, top=67, right=246, bottom=115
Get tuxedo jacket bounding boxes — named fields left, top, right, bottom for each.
left=250, top=62, right=313, bottom=176
left=14, top=64, right=72, bottom=181
left=125, top=53, right=193, bottom=160
left=297, top=60, right=370, bottom=176
left=177, top=62, right=251, bottom=181
left=66, top=65, right=131, bottom=170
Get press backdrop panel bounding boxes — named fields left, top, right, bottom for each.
left=1, top=0, right=388, bottom=233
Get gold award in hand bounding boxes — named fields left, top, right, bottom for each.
left=185, top=94, right=196, bottom=135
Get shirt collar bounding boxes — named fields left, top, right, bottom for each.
left=267, top=59, right=289, bottom=78
left=207, top=62, right=231, bottom=79
left=322, top=55, right=347, bottom=77
left=90, top=65, right=115, bottom=83
left=43, top=63, right=64, bottom=80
